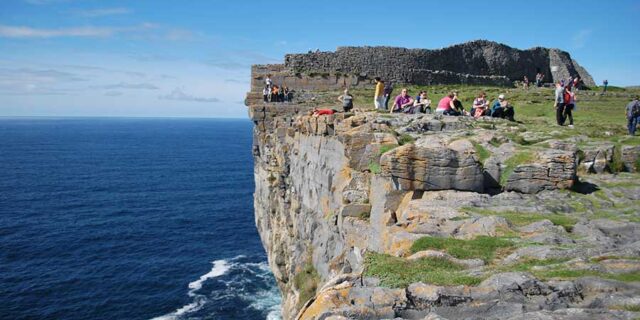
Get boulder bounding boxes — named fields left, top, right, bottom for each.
left=380, top=138, right=484, bottom=192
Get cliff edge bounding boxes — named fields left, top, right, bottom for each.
left=247, top=43, right=639, bottom=320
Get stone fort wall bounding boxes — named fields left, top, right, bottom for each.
left=246, top=40, right=595, bottom=104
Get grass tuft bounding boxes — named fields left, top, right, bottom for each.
left=398, top=134, right=415, bottom=145
left=379, top=144, right=398, bottom=155
left=500, top=151, right=535, bottom=185
left=471, top=141, right=492, bottom=165
left=293, top=261, right=320, bottom=309
left=368, top=161, right=381, bottom=174
left=364, top=253, right=482, bottom=288
left=464, top=208, right=578, bottom=232
left=410, top=236, right=514, bottom=262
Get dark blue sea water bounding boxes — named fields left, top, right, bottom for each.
left=0, top=118, right=281, bottom=320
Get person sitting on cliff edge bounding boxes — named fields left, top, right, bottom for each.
left=337, top=89, right=354, bottom=112
left=471, top=91, right=489, bottom=118
left=413, top=91, right=431, bottom=114
left=436, top=92, right=459, bottom=116
left=491, top=94, right=515, bottom=121
left=391, top=88, right=414, bottom=113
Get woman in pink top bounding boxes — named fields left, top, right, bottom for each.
left=436, top=92, right=456, bottom=115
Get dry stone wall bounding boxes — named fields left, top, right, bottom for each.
left=248, top=40, right=595, bottom=98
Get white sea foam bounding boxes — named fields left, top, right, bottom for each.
left=187, top=260, right=230, bottom=295
left=151, top=257, right=281, bottom=320
left=150, top=259, right=232, bottom=320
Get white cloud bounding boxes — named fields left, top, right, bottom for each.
left=0, top=25, right=114, bottom=38
left=92, top=82, right=159, bottom=90
left=159, top=87, right=220, bottom=103
left=0, top=67, right=85, bottom=95
left=74, top=7, right=133, bottom=17
left=571, top=29, right=592, bottom=49
left=0, top=23, right=157, bottom=38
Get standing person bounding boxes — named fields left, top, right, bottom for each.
left=283, top=86, right=290, bottom=102
left=262, top=86, right=269, bottom=103
left=265, top=75, right=272, bottom=88
left=391, top=88, right=414, bottom=113
left=563, top=86, right=576, bottom=128
left=383, top=82, right=394, bottom=110
left=337, top=89, right=354, bottom=112
left=626, top=96, right=640, bottom=136
left=272, top=85, right=279, bottom=102
left=602, top=79, right=609, bottom=94
left=374, top=77, right=385, bottom=110
left=554, top=81, right=566, bottom=125
left=535, top=73, right=542, bottom=87
left=523, top=76, right=529, bottom=90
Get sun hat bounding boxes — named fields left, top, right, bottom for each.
left=498, top=94, right=505, bottom=100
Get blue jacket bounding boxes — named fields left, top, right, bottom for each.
left=490, top=100, right=502, bottom=115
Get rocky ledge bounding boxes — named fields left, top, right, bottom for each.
left=249, top=105, right=640, bottom=320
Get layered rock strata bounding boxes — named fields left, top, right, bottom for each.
left=249, top=106, right=640, bottom=319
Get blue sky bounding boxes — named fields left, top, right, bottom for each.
left=0, top=0, right=638, bottom=118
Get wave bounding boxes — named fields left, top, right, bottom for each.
left=151, top=255, right=281, bottom=320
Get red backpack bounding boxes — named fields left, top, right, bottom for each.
left=563, top=91, right=572, bottom=104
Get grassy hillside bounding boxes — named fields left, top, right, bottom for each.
left=309, top=84, right=640, bottom=145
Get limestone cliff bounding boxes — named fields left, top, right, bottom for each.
left=247, top=43, right=639, bottom=320
left=249, top=105, right=640, bottom=319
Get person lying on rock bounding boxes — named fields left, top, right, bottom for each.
left=312, top=108, right=339, bottom=117
left=391, top=88, right=414, bottom=113
left=413, top=91, right=432, bottom=114
left=491, top=94, right=515, bottom=121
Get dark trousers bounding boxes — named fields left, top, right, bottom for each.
left=384, top=95, right=391, bottom=110
left=629, top=116, right=639, bottom=135
left=556, top=103, right=566, bottom=125
left=563, top=104, right=574, bottom=125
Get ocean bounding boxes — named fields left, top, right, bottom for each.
left=0, top=118, right=281, bottom=320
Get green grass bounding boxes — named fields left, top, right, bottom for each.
left=495, top=258, right=640, bottom=283
left=364, top=253, right=482, bottom=288
left=398, top=134, right=415, bottom=145
left=500, top=151, right=535, bottom=185
left=611, top=144, right=625, bottom=173
left=306, top=84, right=639, bottom=152
left=293, top=261, right=320, bottom=309
left=471, top=141, right=492, bottom=165
left=379, top=144, right=398, bottom=155
left=368, top=161, right=381, bottom=174
left=464, top=208, right=578, bottom=232
left=611, top=304, right=640, bottom=312
left=409, top=236, right=514, bottom=262
left=535, top=268, right=640, bottom=282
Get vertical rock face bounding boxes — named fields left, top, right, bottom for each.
left=250, top=106, right=584, bottom=318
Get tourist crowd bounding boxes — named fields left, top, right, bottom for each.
left=263, top=75, right=293, bottom=103
left=371, top=78, right=518, bottom=122
left=307, top=75, right=638, bottom=136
